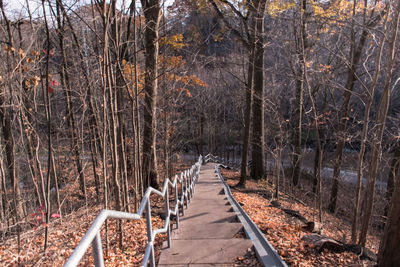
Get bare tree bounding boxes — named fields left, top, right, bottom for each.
left=141, top=0, right=161, bottom=189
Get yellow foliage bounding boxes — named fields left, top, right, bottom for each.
left=213, top=27, right=227, bottom=43
left=18, top=48, right=26, bottom=57
left=174, top=88, right=193, bottom=98
left=3, top=45, right=15, bottom=53
left=159, top=34, right=187, bottom=50
left=318, top=64, right=332, bottom=73
left=121, top=60, right=145, bottom=97
left=172, top=75, right=208, bottom=88
left=311, top=0, right=352, bottom=21
left=267, top=0, right=295, bottom=16
left=23, top=76, right=40, bottom=90
left=31, top=50, right=40, bottom=60
left=159, top=55, right=186, bottom=69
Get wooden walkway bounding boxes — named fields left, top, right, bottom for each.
left=158, top=163, right=253, bottom=266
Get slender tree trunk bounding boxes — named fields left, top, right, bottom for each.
left=250, top=0, right=267, bottom=180
left=384, top=142, right=400, bottom=216
left=17, top=22, right=42, bottom=209
left=56, top=1, right=86, bottom=197
left=313, top=128, right=324, bottom=193
left=359, top=1, right=399, bottom=246
left=132, top=0, right=143, bottom=203
left=57, top=1, right=104, bottom=159
left=141, top=0, right=161, bottom=188
left=0, top=1, right=24, bottom=226
left=378, top=170, right=400, bottom=267
left=42, top=0, right=52, bottom=251
left=291, top=77, right=303, bottom=186
left=328, top=6, right=375, bottom=213
left=351, top=10, right=388, bottom=241
left=239, top=51, right=254, bottom=186
left=291, top=0, right=308, bottom=187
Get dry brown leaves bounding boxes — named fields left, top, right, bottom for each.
left=0, top=205, right=166, bottom=266
left=221, top=169, right=377, bottom=267
left=0, top=162, right=189, bottom=266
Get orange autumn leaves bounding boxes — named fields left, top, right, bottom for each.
left=121, top=33, right=207, bottom=99
left=233, top=191, right=361, bottom=266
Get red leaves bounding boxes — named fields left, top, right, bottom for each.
left=51, top=213, right=61, bottom=218
left=48, top=81, right=58, bottom=93
left=42, top=49, right=55, bottom=56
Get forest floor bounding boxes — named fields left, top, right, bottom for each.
left=0, top=161, right=194, bottom=266
left=0, top=160, right=382, bottom=267
left=220, top=168, right=380, bottom=267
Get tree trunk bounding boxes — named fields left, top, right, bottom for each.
left=313, top=128, right=324, bottom=193
left=291, top=0, right=309, bottom=187
left=56, top=1, right=86, bottom=196
left=351, top=8, right=388, bottom=241
left=141, top=0, right=161, bottom=189
left=384, top=142, right=400, bottom=216
left=378, top=148, right=400, bottom=267
left=250, top=0, right=267, bottom=180
left=359, top=0, right=399, bottom=246
left=239, top=50, right=254, bottom=186
left=0, top=2, right=24, bottom=223
left=328, top=8, right=375, bottom=213
left=291, top=78, right=303, bottom=186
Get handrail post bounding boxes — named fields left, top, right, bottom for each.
left=186, top=171, right=190, bottom=203
left=180, top=173, right=185, bottom=215
left=191, top=168, right=195, bottom=196
left=175, top=175, right=180, bottom=228
left=145, top=201, right=155, bottom=267
left=188, top=169, right=192, bottom=199
left=165, top=186, right=171, bottom=248
left=184, top=172, right=188, bottom=206
left=92, top=232, right=105, bottom=267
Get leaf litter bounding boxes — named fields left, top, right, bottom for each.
left=220, top=168, right=378, bottom=267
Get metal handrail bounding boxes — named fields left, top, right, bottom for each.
left=204, top=153, right=222, bottom=163
left=215, top=164, right=287, bottom=267
left=64, top=156, right=202, bottom=267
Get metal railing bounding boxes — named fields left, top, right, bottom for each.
left=64, top=156, right=202, bottom=267
left=215, top=164, right=287, bottom=267
left=204, top=153, right=241, bottom=169
left=204, top=153, right=222, bottom=163
left=205, top=153, right=287, bottom=267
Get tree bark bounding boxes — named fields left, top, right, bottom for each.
left=359, top=0, right=399, bottom=247
left=141, top=0, right=161, bottom=189
left=250, top=0, right=267, bottom=180
left=328, top=6, right=379, bottom=213
left=0, top=1, right=24, bottom=222
left=351, top=7, right=388, bottom=241
left=239, top=51, right=254, bottom=186
left=56, top=0, right=86, bottom=196
left=378, top=146, right=400, bottom=267
left=291, top=0, right=308, bottom=187
left=384, top=141, right=400, bottom=216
